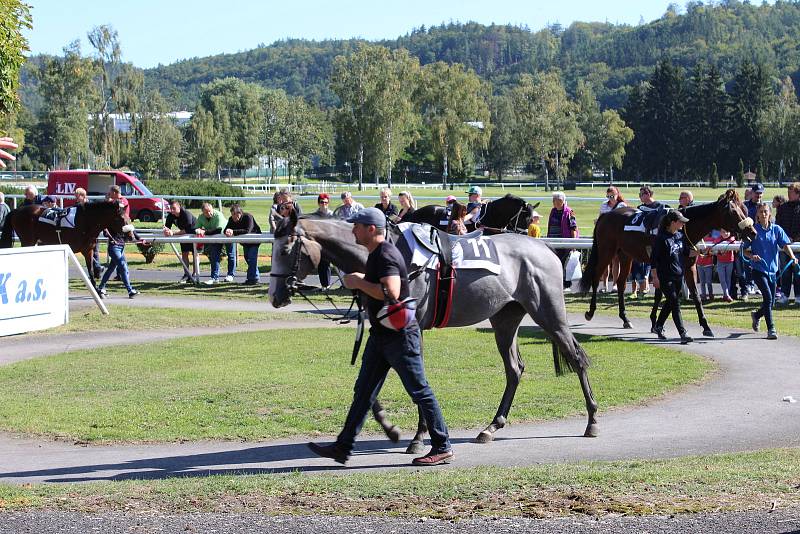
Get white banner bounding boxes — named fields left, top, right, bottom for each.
left=0, top=245, right=70, bottom=337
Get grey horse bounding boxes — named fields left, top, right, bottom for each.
left=269, top=212, right=598, bottom=450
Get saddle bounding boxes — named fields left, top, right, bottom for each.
left=624, top=206, right=668, bottom=235
left=38, top=207, right=77, bottom=229
left=408, top=223, right=483, bottom=255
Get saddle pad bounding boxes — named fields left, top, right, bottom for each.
left=623, top=208, right=663, bottom=235
left=396, top=222, right=501, bottom=274
left=38, top=207, right=77, bottom=229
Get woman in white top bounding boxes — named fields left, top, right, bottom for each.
left=599, top=186, right=628, bottom=292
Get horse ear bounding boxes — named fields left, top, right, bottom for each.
left=530, top=201, right=540, bottom=210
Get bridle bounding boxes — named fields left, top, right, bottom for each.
left=476, top=200, right=529, bottom=234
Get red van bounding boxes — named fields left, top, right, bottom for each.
left=47, top=170, right=166, bottom=222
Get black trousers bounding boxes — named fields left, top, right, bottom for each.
left=656, top=276, right=687, bottom=336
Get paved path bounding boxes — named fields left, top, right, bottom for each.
left=0, top=294, right=798, bottom=484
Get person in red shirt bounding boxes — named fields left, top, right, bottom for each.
left=696, top=233, right=716, bottom=301
left=715, top=229, right=737, bottom=303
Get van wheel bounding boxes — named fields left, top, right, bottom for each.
left=138, top=210, right=154, bottom=223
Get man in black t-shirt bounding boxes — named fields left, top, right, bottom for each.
left=163, top=199, right=198, bottom=283
left=307, top=207, right=453, bottom=467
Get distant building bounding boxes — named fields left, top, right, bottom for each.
left=90, top=111, right=193, bottom=133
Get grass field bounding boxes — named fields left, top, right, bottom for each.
left=0, top=448, right=797, bottom=517
left=0, top=327, right=710, bottom=443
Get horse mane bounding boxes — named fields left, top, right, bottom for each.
left=717, top=188, right=741, bottom=205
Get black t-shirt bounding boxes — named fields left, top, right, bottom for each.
left=375, top=202, right=398, bottom=218
left=165, top=209, right=197, bottom=233
left=652, top=229, right=689, bottom=279
left=364, top=240, right=414, bottom=334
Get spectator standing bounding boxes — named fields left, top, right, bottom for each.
left=737, top=183, right=765, bottom=298
left=527, top=210, right=542, bottom=238
left=776, top=182, right=800, bottom=305
left=312, top=193, right=334, bottom=289
left=715, top=229, right=736, bottom=302
left=631, top=186, right=670, bottom=298
left=224, top=204, right=262, bottom=285
left=547, top=191, right=579, bottom=289
left=163, top=199, right=198, bottom=283
left=196, top=202, right=235, bottom=285
left=743, top=202, right=798, bottom=340
left=269, top=189, right=302, bottom=232
left=463, top=186, right=484, bottom=225
left=678, top=190, right=695, bottom=208
left=696, top=234, right=715, bottom=301
left=375, top=188, right=398, bottom=218
left=0, top=192, right=10, bottom=229
left=651, top=210, right=696, bottom=344
left=307, top=208, right=453, bottom=466
left=22, top=185, right=43, bottom=206
left=599, top=186, right=627, bottom=292
left=333, top=191, right=364, bottom=219
left=395, top=191, right=417, bottom=222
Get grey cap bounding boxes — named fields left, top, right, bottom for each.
left=750, top=182, right=765, bottom=193
left=347, top=207, right=386, bottom=227
left=667, top=209, right=689, bottom=223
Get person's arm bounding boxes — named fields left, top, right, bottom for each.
left=343, top=272, right=399, bottom=301
left=463, top=206, right=481, bottom=223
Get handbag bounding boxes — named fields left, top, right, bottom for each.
left=565, top=250, right=583, bottom=282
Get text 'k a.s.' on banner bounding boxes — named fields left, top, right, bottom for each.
left=0, top=245, right=69, bottom=337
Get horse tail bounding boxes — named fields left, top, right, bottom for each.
left=0, top=211, right=14, bottom=248
left=578, top=217, right=600, bottom=294
left=551, top=333, right=591, bottom=377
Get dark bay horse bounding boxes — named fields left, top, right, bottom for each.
left=269, top=213, right=598, bottom=452
left=0, top=202, right=131, bottom=285
left=580, top=189, right=757, bottom=336
left=408, top=194, right=537, bottom=234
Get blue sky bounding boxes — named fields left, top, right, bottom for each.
left=27, top=1, right=676, bottom=68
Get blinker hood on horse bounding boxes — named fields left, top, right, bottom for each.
left=580, top=189, right=757, bottom=337
left=269, top=210, right=599, bottom=451
left=407, top=193, right=538, bottom=234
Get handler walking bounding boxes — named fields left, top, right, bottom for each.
left=307, top=207, right=453, bottom=466
left=651, top=210, right=696, bottom=344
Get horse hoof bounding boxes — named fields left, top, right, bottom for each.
left=584, top=311, right=593, bottom=321
left=623, top=321, right=632, bottom=329
left=474, top=431, right=494, bottom=444
left=584, top=424, right=599, bottom=438
left=386, top=425, right=401, bottom=443
left=703, top=329, right=714, bottom=337
left=405, top=440, right=425, bottom=455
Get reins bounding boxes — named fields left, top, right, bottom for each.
left=476, top=202, right=528, bottom=234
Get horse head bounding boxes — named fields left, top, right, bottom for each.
left=480, top=194, right=532, bottom=233
left=268, top=211, right=322, bottom=308
left=718, top=188, right=756, bottom=241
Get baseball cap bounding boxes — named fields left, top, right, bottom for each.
left=347, top=207, right=386, bottom=227
left=750, top=182, right=765, bottom=193
left=666, top=210, right=689, bottom=223
left=42, top=196, right=55, bottom=203
left=531, top=210, right=541, bottom=218
left=445, top=195, right=457, bottom=203
left=466, top=185, right=482, bottom=195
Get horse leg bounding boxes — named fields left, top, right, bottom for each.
left=685, top=266, right=713, bottom=337
left=585, top=246, right=615, bottom=322
left=405, top=405, right=428, bottom=455
left=371, top=400, right=401, bottom=443
left=83, top=249, right=97, bottom=288
left=476, top=302, right=527, bottom=443
left=617, top=252, right=634, bottom=329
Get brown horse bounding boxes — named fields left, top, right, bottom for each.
left=580, top=189, right=757, bottom=337
left=0, top=202, right=130, bottom=285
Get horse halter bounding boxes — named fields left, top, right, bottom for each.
left=477, top=201, right=528, bottom=234
left=269, top=232, right=306, bottom=296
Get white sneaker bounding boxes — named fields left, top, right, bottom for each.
left=224, top=275, right=234, bottom=282
left=777, top=294, right=789, bottom=305
left=204, top=278, right=218, bottom=285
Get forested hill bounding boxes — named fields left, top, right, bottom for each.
left=31, top=1, right=800, bottom=111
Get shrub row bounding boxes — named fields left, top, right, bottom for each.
left=146, top=179, right=246, bottom=209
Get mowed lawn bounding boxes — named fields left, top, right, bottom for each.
left=0, top=327, right=710, bottom=443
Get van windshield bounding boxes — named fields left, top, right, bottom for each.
left=132, top=179, right=153, bottom=197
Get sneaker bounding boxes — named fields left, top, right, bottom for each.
left=776, top=294, right=789, bottom=306
left=179, top=274, right=190, bottom=284
left=224, top=275, right=234, bottom=283
left=767, top=330, right=778, bottom=340
left=128, top=289, right=139, bottom=299
left=750, top=311, right=760, bottom=332
left=680, top=335, right=694, bottom=345
left=97, top=287, right=107, bottom=298
left=204, top=278, right=218, bottom=285
left=653, top=326, right=667, bottom=340
left=412, top=449, right=454, bottom=466
left=723, top=295, right=733, bottom=303
left=243, top=279, right=259, bottom=286
left=629, top=292, right=639, bottom=300
left=307, top=442, right=349, bottom=465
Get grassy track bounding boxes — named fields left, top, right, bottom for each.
left=0, top=327, right=710, bottom=443
left=0, top=448, right=797, bottom=517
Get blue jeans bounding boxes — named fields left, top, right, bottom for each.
left=98, top=243, right=133, bottom=293
left=336, top=326, right=451, bottom=455
left=779, top=252, right=800, bottom=299
left=206, top=243, right=222, bottom=280
left=224, top=242, right=236, bottom=277
left=242, top=244, right=260, bottom=282
left=752, top=269, right=777, bottom=331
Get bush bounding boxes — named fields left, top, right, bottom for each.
left=145, top=179, right=246, bottom=209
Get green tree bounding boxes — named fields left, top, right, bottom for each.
left=280, top=95, right=332, bottom=182
left=729, top=61, right=773, bottom=172
left=710, top=162, right=719, bottom=188
left=595, top=109, right=634, bottom=180
left=759, top=77, right=800, bottom=184
left=415, top=61, right=490, bottom=187
left=736, top=158, right=745, bottom=187
left=572, top=80, right=603, bottom=178
left=130, top=91, right=182, bottom=179
left=685, top=63, right=729, bottom=179
left=185, top=107, right=222, bottom=178
left=38, top=41, right=98, bottom=168
left=87, top=25, right=122, bottom=167
left=0, top=0, right=32, bottom=117
left=487, top=94, right=523, bottom=180
left=643, top=59, right=686, bottom=179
